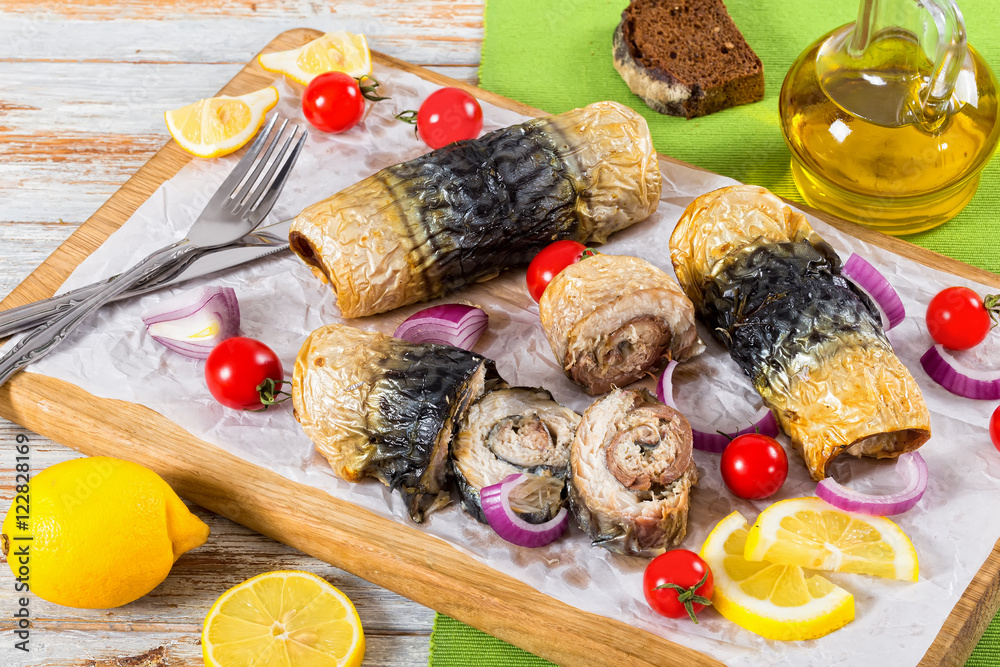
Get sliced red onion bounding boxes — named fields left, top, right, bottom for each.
left=141, top=286, right=240, bottom=359
left=920, top=344, right=1000, bottom=400
left=656, top=360, right=780, bottom=453
left=817, top=452, right=928, bottom=516
left=393, top=304, right=488, bottom=350
left=480, top=473, right=569, bottom=548
left=841, top=253, right=906, bottom=331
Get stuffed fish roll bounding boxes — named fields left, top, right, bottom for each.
left=452, top=387, right=581, bottom=525
left=570, top=388, right=697, bottom=557
left=292, top=323, right=500, bottom=522
left=539, top=253, right=704, bottom=394
left=290, top=101, right=661, bottom=318
left=669, top=185, right=930, bottom=480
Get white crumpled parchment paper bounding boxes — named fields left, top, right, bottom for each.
left=8, top=65, right=1000, bottom=666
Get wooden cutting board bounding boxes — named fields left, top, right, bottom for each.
left=1, top=28, right=998, bottom=667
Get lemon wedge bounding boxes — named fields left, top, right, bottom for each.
left=164, top=87, right=278, bottom=159
left=743, top=497, right=919, bottom=581
left=202, top=570, right=365, bottom=667
left=700, top=511, right=855, bottom=641
left=259, top=31, right=372, bottom=85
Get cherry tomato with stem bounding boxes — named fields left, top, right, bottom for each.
left=302, top=72, right=386, bottom=134
left=526, top=240, right=594, bottom=302
left=643, top=549, right=714, bottom=623
left=990, top=405, right=1000, bottom=453
left=397, top=87, right=483, bottom=149
left=205, top=337, right=288, bottom=410
left=926, top=286, right=999, bottom=350
left=720, top=433, right=789, bottom=500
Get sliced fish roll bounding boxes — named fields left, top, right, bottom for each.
left=570, top=388, right=697, bottom=557
left=290, top=101, right=661, bottom=318
left=669, top=185, right=931, bottom=480
left=292, top=323, right=500, bottom=523
left=539, top=253, right=704, bottom=394
left=453, top=388, right=581, bottom=525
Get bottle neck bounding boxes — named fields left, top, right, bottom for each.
left=819, top=0, right=968, bottom=129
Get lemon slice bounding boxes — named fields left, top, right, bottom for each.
left=202, top=570, right=365, bottom=667
left=259, top=31, right=372, bottom=85
left=700, top=511, right=855, bottom=641
left=165, top=87, right=278, bottom=159
left=744, top=496, right=919, bottom=581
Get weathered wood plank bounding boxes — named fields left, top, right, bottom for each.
left=0, top=17, right=483, bottom=65
left=3, top=629, right=429, bottom=666
left=0, top=224, right=77, bottom=300
left=0, top=0, right=484, bottom=24
left=0, top=62, right=251, bottom=133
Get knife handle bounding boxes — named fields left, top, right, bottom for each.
left=0, top=243, right=197, bottom=387
left=0, top=224, right=292, bottom=339
left=0, top=253, right=204, bottom=338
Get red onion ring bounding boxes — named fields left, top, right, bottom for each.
left=920, top=344, right=1000, bottom=400
left=656, top=361, right=780, bottom=453
left=842, top=253, right=906, bottom=331
left=141, top=286, right=240, bottom=359
left=480, top=473, right=569, bottom=548
left=816, top=452, right=928, bottom=516
left=393, top=304, right=488, bottom=350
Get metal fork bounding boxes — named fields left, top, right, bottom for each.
left=0, top=114, right=306, bottom=386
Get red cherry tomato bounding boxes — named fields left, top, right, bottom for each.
left=205, top=337, right=284, bottom=410
left=991, top=405, right=1000, bottom=453
left=526, top=240, right=588, bottom=302
left=720, top=433, right=789, bottom=500
left=926, top=286, right=995, bottom=350
left=416, top=87, right=483, bottom=149
left=302, top=72, right=365, bottom=133
left=643, top=549, right=714, bottom=622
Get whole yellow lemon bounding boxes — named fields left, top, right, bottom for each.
left=1, top=456, right=209, bottom=609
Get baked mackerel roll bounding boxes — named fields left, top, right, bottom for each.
left=290, top=101, right=661, bottom=318
left=570, top=388, right=697, bottom=557
left=292, top=323, right=500, bottom=522
left=452, top=387, right=581, bottom=525
left=669, top=185, right=930, bottom=480
left=539, top=253, right=704, bottom=394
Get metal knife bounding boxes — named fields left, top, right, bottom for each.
left=0, top=217, right=293, bottom=338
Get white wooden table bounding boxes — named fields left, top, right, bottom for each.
left=0, top=3, right=485, bottom=664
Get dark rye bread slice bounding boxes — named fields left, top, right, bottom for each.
left=613, top=0, right=764, bottom=118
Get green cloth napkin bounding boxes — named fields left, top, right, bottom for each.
left=429, top=615, right=556, bottom=666
left=430, top=0, right=1000, bottom=665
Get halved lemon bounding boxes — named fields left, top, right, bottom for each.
left=165, top=87, right=278, bottom=159
left=700, top=511, right=855, bottom=641
left=202, top=570, right=365, bottom=667
left=259, top=31, right=372, bottom=85
left=743, top=497, right=919, bottom=581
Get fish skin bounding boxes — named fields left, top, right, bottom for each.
left=290, top=101, right=661, bottom=318
left=702, top=240, right=885, bottom=386
left=452, top=387, right=580, bottom=525
left=292, top=323, right=500, bottom=523
left=669, top=185, right=931, bottom=480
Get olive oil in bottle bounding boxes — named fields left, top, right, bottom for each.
left=779, top=1, right=999, bottom=234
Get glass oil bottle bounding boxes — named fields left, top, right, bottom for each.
left=779, top=0, right=999, bottom=234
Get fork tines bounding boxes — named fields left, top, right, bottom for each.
left=221, top=115, right=307, bottom=223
